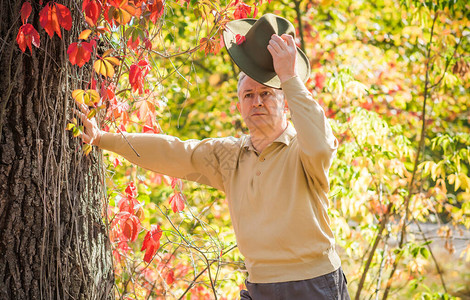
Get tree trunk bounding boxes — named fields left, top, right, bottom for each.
left=0, top=1, right=113, bottom=299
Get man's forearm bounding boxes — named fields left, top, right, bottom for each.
left=281, top=76, right=338, bottom=155
left=98, top=132, right=226, bottom=191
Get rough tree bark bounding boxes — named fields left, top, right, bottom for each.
left=0, top=1, right=113, bottom=299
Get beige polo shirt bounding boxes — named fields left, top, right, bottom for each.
left=99, top=76, right=341, bottom=283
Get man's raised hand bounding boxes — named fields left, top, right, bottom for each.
left=74, top=104, right=102, bottom=146
left=267, top=34, right=298, bottom=83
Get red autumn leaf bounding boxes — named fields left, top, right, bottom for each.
left=235, top=34, right=245, bottom=45
left=133, top=0, right=146, bottom=6
left=169, top=192, right=185, bottom=213
left=67, top=41, right=93, bottom=67
left=113, top=240, right=131, bottom=263
left=200, top=36, right=222, bottom=55
left=39, top=2, right=72, bottom=38
left=127, top=35, right=140, bottom=51
left=314, top=73, right=326, bottom=90
left=136, top=100, right=156, bottom=121
left=16, top=24, right=40, bottom=53
left=170, top=177, right=183, bottom=190
left=125, top=182, right=138, bottom=198
left=143, top=38, right=152, bottom=50
left=106, top=0, right=137, bottom=25
left=55, top=3, right=72, bottom=30
left=119, top=196, right=144, bottom=218
left=108, top=0, right=126, bottom=8
left=166, top=269, right=175, bottom=285
left=21, top=2, right=32, bottom=24
left=116, top=211, right=140, bottom=241
left=101, top=84, right=115, bottom=101
left=129, top=64, right=144, bottom=94
left=143, top=125, right=157, bottom=133
left=141, top=224, right=163, bottom=263
left=138, top=59, right=151, bottom=76
left=106, top=98, right=130, bottom=121
left=128, top=60, right=150, bottom=94
left=113, top=157, right=122, bottom=168
left=90, top=76, right=97, bottom=89
left=253, top=5, right=258, bottom=18
left=118, top=198, right=133, bottom=212
left=82, top=0, right=101, bottom=26
left=233, top=2, right=251, bottom=19
left=148, top=0, right=164, bottom=23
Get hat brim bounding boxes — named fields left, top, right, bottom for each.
left=223, top=18, right=311, bottom=89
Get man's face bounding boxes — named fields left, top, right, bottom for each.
left=237, top=76, right=287, bottom=137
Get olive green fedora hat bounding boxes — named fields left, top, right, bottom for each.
left=223, top=13, right=311, bottom=89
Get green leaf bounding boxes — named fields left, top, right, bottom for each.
left=420, top=246, right=430, bottom=259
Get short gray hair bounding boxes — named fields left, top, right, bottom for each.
left=237, top=71, right=248, bottom=92
left=237, top=71, right=284, bottom=94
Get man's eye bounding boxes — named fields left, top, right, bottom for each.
left=244, top=93, right=253, bottom=98
left=261, top=91, right=270, bottom=97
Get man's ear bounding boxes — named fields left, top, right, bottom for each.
left=236, top=102, right=241, bottom=113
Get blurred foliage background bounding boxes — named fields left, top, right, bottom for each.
left=98, top=0, right=470, bottom=299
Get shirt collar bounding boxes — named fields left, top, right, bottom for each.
left=243, top=123, right=297, bottom=151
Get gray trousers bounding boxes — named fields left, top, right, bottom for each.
left=240, top=267, right=350, bottom=300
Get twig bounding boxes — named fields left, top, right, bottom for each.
left=177, top=244, right=237, bottom=300
left=413, top=219, right=448, bottom=293
left=293, top=0, right=305, bottom=52
left=374, top=235, right=389, bottom=300
left=354, top=203, right=393, bottom=300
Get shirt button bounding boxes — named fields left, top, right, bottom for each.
left=259, top=157, right=265, bottom=162
left=256, top=170, right=261, bottom=176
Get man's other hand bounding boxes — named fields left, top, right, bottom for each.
left=267, top=34, right=298, bottom=83
left=74, top=104, right=103, bottom=146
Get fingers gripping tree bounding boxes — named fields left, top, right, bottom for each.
left=0, top=0, right=113, bottom=298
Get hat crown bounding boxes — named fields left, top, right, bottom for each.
left=223, top=13, right=310, bottom=88
left=244, top=14, right=296, bottom=71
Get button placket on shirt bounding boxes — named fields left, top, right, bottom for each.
left=255, top=153, right=267, bottom=176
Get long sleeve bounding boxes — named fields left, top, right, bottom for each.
left=98, top=133, right=241, bottom=191
left=281, top=76, right=338, bottom=192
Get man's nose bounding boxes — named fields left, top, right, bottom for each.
left=252, top=94, right=263, bottom=107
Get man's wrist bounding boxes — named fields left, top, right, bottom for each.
left=279, top=73, right=298, bottom=83
left=93, top=131, right=103, bottom=147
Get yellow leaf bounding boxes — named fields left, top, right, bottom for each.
left=72, top=89, right=86, bottom=104
left=448, top=174, right=456, bottom=185
left=105, top=56, right=121, bottom=66
left=455, top=175, right=461, bottom=191
left=94, top=57, right=119, bottom=78
left=104, top=59, right=115, bottom=77
left=87, top=108, right=97, bottom=119
left=72, top=89, right=99, bottom=105
left=459, top=173, right=470, bottom=190
left=102, top=49, right=114, bottom=57
left=72, top=126, right=81, bottom=137
left=431, top=161, right=442, bottom=181
left=66, top=123, right=75, bottom=130
left=94, top=60, right=104, bottom=76
left=83, top=144, right=93, bottom=156
left=94, top=60, right=112, bottom=77
left=79, top=29, right=92, bottom=40
left=85, top=90, right=100, bottom=105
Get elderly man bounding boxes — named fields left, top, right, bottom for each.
left=77, top=13, right=349, bottom=300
